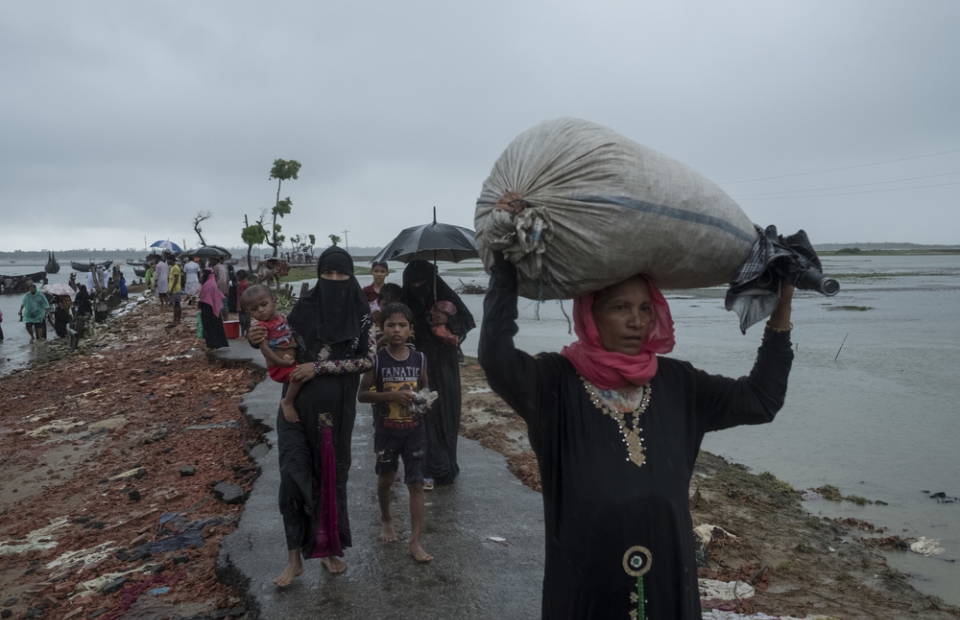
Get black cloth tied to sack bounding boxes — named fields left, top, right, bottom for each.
left=726, top=225, right=827, bottom=333
left=402, top=260, right=476, bottom=484
left=279, top=247, right=375, bottom=556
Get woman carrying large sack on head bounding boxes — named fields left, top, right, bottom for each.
left=479, top=187, right=794, bottom=617
left=474, top=118, right=801, bottom=619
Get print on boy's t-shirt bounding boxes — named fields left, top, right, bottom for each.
left=374, top=349, right=425, bottom=435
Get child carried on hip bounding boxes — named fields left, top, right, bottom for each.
left=240, top=284, right=303, bottom=423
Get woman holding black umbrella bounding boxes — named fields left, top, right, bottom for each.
left=402, top=261, right=475, bottom=488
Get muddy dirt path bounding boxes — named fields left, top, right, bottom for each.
left=458, top=361, right=959, bottom=619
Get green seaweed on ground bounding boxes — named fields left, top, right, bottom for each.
left=846, top=494, right=871, bottom=506
left=818, top=485, right=843, bottom=501
left=758, top=471, right=794, bottom=494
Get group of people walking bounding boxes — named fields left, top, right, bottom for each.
left=245, top=248, right=475, bottom=583
left=241, top=229, right=795, bottom=618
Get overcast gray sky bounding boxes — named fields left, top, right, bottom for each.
left=2, top=0, right=958, bottom=251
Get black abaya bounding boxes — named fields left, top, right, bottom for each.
left=479, top=254, right=793, bottom=619
left=276, top=247, right=376, bottom=557
left=199, top=302, right=228, bottom=349
left=402, top=261, right=475, bottom=484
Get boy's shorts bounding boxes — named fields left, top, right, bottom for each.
left=169, top=292, right=182, bottom=308
left=374, top=428, right=425, bottom=486
left=268, top=364, right=296, bottom=383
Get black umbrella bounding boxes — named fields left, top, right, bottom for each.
left=372, top=207, right=478, bottom=301
left=186, top=246, right=231, bottom=259
left=372, top=208, right=478, bottom=264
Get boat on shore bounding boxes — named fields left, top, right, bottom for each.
left=0, top=271, right=47, bottom=295
left=71, top=260, right=113, bottom=272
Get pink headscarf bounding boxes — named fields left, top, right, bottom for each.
left=198, top=269, right=223, bottom=316
left=560, top=276, right=675, bottom=390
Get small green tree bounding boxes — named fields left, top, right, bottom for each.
left=267, top=159, right=301, bottom=257
left=241, top=213, right=269, bottom=272
left=290, top=233, right=317, bottom=258
left=328, top=234, right=341, bottom=247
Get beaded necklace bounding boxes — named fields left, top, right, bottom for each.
left=581, top=377, right=652, bottom=468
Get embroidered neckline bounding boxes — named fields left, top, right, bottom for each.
left=580, top=376, right=652, bottom=468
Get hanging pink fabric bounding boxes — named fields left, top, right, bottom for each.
left=310, top=423, right=344, bottom=559
left=560, top=276, right=675, bottom=390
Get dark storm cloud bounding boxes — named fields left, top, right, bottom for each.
left=1, top=0, right=958, bottom=251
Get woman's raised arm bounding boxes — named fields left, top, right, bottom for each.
left=478, top=251, right=539, bottom=421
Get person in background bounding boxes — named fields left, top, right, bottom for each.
left=144, top=263, right=154, bottom=293
left=237, top=269, right=251, bottom=337
left=401, top=261, right=475, bottom=489
left=53, top=296, right=71, bottom=338
left=118, top=272, right=129, bottom=300
left=154, top=255, right=171, bottom=307
left=198, top=268, right=228, bottom=349
left=167, top=256, right=183, bottom=325
left=74, top=285, right=93, bottom=317
left=211, top=257, right=230, bottom=320
left=363, top=261, right=389, bottom=305
left=19, top=282, right=50, bottom=342
left=183, top=257, right=201, bottom=303
left=68, top=273, right=78, bottom=292
left=0, top=308, right=5, bottom=341
left=227, top=264, right=239, bottom=314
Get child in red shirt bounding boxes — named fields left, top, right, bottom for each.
left=241, top=284, right=302, bottom=422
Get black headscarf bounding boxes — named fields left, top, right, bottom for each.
left=402, top=260, right=440, bottom=318
left=288, top=247, right=369, bottom=358
left=403, top=260, right=475, bottom=316
left=75, top=285, right=92, bottom=316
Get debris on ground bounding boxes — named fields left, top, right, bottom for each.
left=0, top=301, right=264, bottom=619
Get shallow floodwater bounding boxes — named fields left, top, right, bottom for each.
left=5, top=254, right=959, bottom=604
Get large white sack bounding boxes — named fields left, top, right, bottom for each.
left=475, top=118, right=758, bottom=300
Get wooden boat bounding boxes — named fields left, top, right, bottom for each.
left=0, top=271, right=47, bottom=295
left=45, top=251, right=61, bottom=274
left=71, top=260, right=113, bottom=272
left=134, top=268, right=147, bottom=277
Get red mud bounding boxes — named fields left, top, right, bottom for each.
left=0, top=302, right=264, bottom=619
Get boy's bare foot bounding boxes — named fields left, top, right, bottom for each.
left=408, top=541, right=433, bottom=563
left=320, top=556, right=347, bottom=573
left=379, top=519, right=398, bottom=542
left=272, top=552, right=303, bottom=587
left=280, top=399, right=299, bottom=423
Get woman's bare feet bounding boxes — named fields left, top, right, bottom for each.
left=408, top=541, right=433, bottom=563
left=272, top=550, right=303, bottom=587
left=321, top=556, right=347, bottom=573
left=379, top=518, right=398, bottom=542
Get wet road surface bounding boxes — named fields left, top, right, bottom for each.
left=215, top=342, right=545, bottom=619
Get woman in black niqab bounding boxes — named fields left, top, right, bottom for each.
left=257, top=246, right=376, bottom=585
left=402, top=260, right=476, bottom=485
